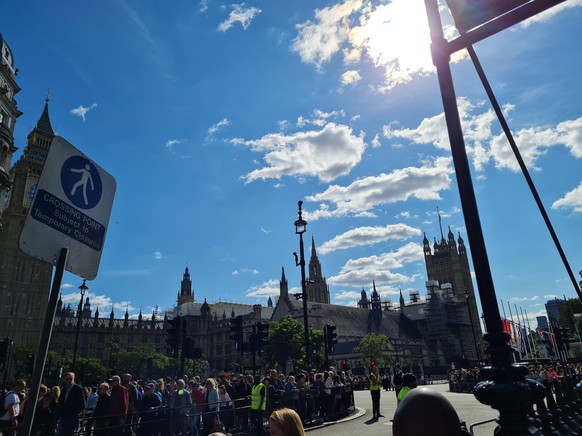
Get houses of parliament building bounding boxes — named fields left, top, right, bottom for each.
left=1, top=33, right=482, bottom=374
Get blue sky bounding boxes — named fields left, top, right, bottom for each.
left=2, top=0, right=581, bottom=326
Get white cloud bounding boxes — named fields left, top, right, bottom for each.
left=296, top=109, right=345, bottom=127
left=232, top=268, right=260, bottom=276
left=370, top=133, right=381, bottom=148
left=218, top=4, right=262, bottom=32
left=239, top=122, right=366, bottom=184
left=319, top=224, right=421, bottom=254
left=70, top=103, right=97, bottom=121
left=341, top=70, right=361, bottom=86
left=207, top=118, right=231, bottom=139
left=153, top=251, right=162, bottom=260
left=245, top=279, right=278, bottom=298
left=328, top=242, right=423, bottom=288
left=521, top=0, right=582, bottom=28
left=384, top=99, right=582, bottom=173
left=552, top=182, right=582, bottom=213
left=165, top=139, right=187, bottom=150
left=304, top=156, right=452, bottom=220
left=334, top=290, right=363, bottom=300
left=60, top=291, right=136, bottom=314
left=396, top=211, right=418, bottom=220
left=61, top=283, right=74, bottom=289
left=291, top=0, right=363, bottom=72
left=260, top=228, right=273, bottom=234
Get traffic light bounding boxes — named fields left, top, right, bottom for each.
left=182, top=337, right=195, bottom=359
left=230, top=315, right=243, bottom=351
left=0, top=338, right=11, bottom=372
left=326, top=324, right=337, bottom=354
left=256, top=322, right=269, bottom=356
left=165, top=316, right=182, bottom=358
left=25, top=354, right=35, bottom=378
left=370, top=354, right=375, bottom=367
left=341, top=360, right=349, bottom=371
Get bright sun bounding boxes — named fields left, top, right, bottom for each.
left=355, top=0, right=435, bottom=88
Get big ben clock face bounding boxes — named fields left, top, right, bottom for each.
left=23, top=180, right=38, bottom=207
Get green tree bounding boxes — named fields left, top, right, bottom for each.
left=353, top=333, right=391, bottom=368
left=263, top=316, right=306, bottom=370
left=561, top=298, right=582, bottom=341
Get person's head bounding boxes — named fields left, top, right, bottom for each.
left=218, top=384, right=227, bottom=395
left=395, top=363, right=401, bottom=371
left=254, top=374, right=261, bottom=384
left=122, top=373, right=132, bottom=384
left=262, top=377, right=270, bottom=387
left=64, top=372, right=75, bottom=387
left=144, top=383, right=155, bottom=396
left=393, top=388, right=462, bottom=436
left=13, top=379, right=26, bottom=393
left=205, top=378, right=216, bottom=390
left=371, top=366, right=378, bottom=374
left=402, top=373, right=417, bottom=389
left=269, top=408, right=306, bottom=436
left=98, top=383, right=109, bottom=395
left=38, top=384, right=48, bottom=398
left=51, top=385, right=61, bottom=400
left=110, top=375, right=121, bottom=387
left=287, top=375, right=295, bottom=384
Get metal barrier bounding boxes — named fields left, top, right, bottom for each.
left=19, top=385, right=357, bottom=435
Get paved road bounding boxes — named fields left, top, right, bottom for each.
left=309, top=384, right=499, bottom=436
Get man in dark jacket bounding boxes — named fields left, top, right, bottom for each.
left=57, top=372, right=85, bottom=436
left=136, top=383, right=161, bottom=436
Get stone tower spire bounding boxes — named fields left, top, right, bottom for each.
left=306, top=236, right=330, bottom=304
left=178, top=266, right=194, bottom=305
left=279, top=266, right=289, bottom=300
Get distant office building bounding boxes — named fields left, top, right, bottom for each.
left=545, top=298, right=564, bottom=324
left=536, top=316, right=549, bottom=330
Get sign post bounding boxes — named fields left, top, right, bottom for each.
left=19, top=136, right=116, bottom=435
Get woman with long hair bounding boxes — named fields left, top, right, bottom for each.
left=269, top=408, right=305, bottom=436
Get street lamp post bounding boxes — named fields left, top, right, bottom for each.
left=293, top=200, right=311, bottom=368
left=464, top=289, right=480, bottom=362
left=72, top=279, right=88, bottom=373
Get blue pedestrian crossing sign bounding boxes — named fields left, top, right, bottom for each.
left=19, top=136, right=116, bottom=280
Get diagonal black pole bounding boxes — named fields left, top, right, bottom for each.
left=466, top=44, right=582, bottom=301
left=424, top=1, right=544, bottom=434
left=20, top=247, right=69, bottom=436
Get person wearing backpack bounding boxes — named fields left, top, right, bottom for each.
left=0, top=379, right=26, bottom=435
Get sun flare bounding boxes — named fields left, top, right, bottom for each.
left=355, top=0, right=435, bottom=88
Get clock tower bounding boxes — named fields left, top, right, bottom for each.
left=0, top=96, right=56, bottom=343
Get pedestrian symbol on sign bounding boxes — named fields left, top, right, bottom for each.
left=70, top=163, right=94, bottom=206
left=61, top=156, right=103, bottom=209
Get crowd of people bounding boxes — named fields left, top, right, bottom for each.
left=0, top=367, right=357, bottom=436
left=448, top=362, right=582, bottom=393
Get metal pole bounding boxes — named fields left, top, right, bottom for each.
left=72, top=279, right=87, bottom=373
left=424, top=2, right=544, bottom=433
left=21, top=247, right=69, bottom=436
left=465, top=290, right=480, bottom=361
left=299, top=231, right=310, bottom=367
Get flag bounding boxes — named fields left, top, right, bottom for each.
left=502, top=318, right=513, bottom=343
left=445, top=0, right=530, bottom=32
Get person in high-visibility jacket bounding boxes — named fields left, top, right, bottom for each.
left=369, top=366, right=384, bottom=419
left=249, top=374, right=266, bottom=435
